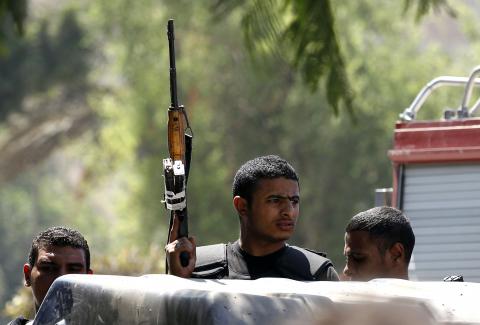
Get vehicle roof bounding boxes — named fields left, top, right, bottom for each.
left=34, top=274, right=480, bottom=324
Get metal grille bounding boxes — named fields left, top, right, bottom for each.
left=403, top=163, right=480, bottom=282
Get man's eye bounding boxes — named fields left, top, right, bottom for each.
left=38, top=265, right=57, bottom=272
left=352, top=256, right=365, bottom=263
left=68, top=267, right=84, bottom=273
left=268, top=197, right=280, bottom=203
left=346, top=255, right=364, bottom=263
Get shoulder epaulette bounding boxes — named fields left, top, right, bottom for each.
left=287, top=246, right=333, bottom=280
left=192, top=243, right=228, bottom=279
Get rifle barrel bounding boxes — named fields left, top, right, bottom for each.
left=167, top=19, right=178, bottom=108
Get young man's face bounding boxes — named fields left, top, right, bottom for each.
left=244, top=177, right=300, bottom=244
left=24, top=245, right=91, bottom=311
left=343, top=230, right=391, bottom=281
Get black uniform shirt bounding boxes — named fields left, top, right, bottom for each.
left=193, top=240, right=339, bottom=281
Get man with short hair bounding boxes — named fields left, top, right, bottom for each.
left=166, top=155, right=339, bottom=281
left=343, top=206, right=415, bottom=281
left=8, top=226, right=93, bottom=325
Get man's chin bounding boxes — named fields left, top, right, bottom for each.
left=273, top=233, right=293, bottom=242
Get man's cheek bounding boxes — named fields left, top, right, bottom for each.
left=36, top=274, right=56, bottom=290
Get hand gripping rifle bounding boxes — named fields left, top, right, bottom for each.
left=164, top=19, right=193, bottom=269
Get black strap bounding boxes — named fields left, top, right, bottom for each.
left=184, top=133, right=193, bottom=183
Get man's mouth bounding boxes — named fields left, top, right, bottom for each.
left=276, top=220, right=295, bottom=231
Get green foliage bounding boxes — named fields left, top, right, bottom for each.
left=0, top=9, right=92, bottom=121
left=283, top=0, right=352, bottom=115
left=213, top=0, right=353, bottom=115
left=211, top=0, right=454, bottom=116
left=0, top=0, right=27, bottom=53
left=404, top=0, right=455, bottom=21
left=2, top=286, right=33, bottom=321
left=93, top=244, right=165, bottom=275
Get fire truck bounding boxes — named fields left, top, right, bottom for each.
left=386, top=65, right=480, bottom=282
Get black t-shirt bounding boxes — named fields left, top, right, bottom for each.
left=193, top=241, right=339, bottom=281
left=229, top=241, right=290, bottom=279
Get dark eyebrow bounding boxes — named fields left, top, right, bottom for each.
left=36, top=260, right=58, bottom=268
left=267, top=194, right=287, bottom=199
left=36, top=259, right=56, bottom=264
left=37, top=256, right=53, bottom=263
left=267, top=195, right=299, bottom=201
left=67, top=262, right=85, bottom=267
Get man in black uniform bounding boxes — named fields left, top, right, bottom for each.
left=166, top=155, right=338, bottom=281
left=8, top=226, right=93, bottom=325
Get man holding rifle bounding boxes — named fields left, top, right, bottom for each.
left=163, top=21, right=337, bottom=281
left=166, top=155, right=339, bottom=281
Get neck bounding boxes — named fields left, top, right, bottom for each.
left=388, top=267, right=409, bottom=280
left=238, top=233, right=286, bottom=256
left=399, top=269, right=409, bottom=280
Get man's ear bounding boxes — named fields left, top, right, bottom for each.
left=23, top=264, right=32, bottom=287
left=388, top=242, right=405, bottom=265
left=233, top=196, right=248, bottom=218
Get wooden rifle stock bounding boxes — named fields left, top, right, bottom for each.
left=167, top=109, right=186, bottom=162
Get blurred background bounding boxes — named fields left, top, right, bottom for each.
left=1, top=0, right=479, bottom=321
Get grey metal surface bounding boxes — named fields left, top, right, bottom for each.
left=32, top=275, right=480, bottom=324
left=403, top=163, right=480, bottom=282
left=462, top=65, right=480, bottom=115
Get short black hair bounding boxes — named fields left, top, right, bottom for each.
left=232, top=155, right=299, bottom=203
left=345, top=207, right=415, bottom=263
left=28, top=226, right=91, bottom=269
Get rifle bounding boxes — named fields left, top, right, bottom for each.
left=164, top=19, right=193, bottom=269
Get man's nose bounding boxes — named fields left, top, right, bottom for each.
left=281, top=200, right=296, bottom=216
left=58, top=266, right=69, bottom=276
